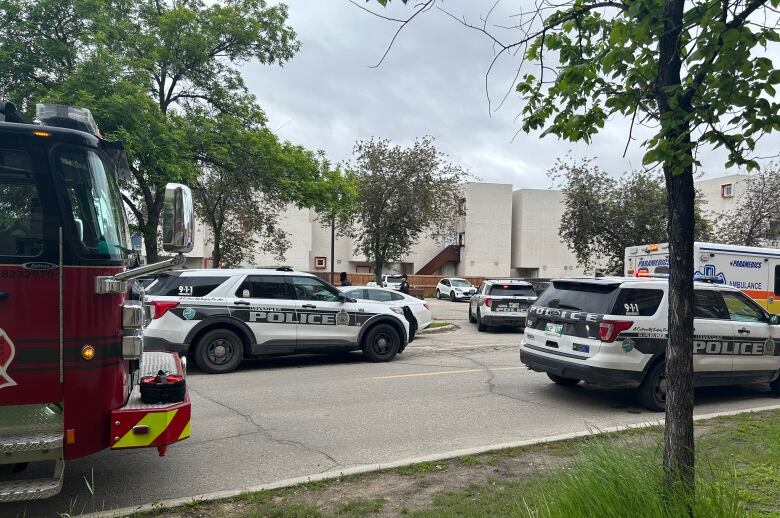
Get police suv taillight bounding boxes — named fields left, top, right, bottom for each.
left=599, top=320, right=633, bottom=343
left=484, top=298, right=492, bottom=308
left=151, top=300, right=179, bottom=319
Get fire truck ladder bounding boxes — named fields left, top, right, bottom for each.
left=0, top=404, right=64, bottom=502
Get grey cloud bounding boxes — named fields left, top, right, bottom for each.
left=243, top=0, right=776, bottom=188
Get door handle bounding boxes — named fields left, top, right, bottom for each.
left=233, top=301, right=250, bottom=306
left=737, top=328, right=750, bottom=334
left=0, top=291, right=7, bottom=301
left=301, top=304, right=316, bottom=309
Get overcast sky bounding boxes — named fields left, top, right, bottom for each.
left=243, top=1, right=773, bottom=189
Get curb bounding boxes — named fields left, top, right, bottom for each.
left=84, top=403, right=780, bottom=517
left=418, top=323, right=459, bottom=334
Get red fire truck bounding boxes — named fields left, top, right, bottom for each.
left=0, top=102, right=193, bottom=501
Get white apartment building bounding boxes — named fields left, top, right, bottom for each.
left=171, top=174, right=751, bottom=277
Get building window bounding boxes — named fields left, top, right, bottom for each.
left=314, top=256, right=327, bottom=269
left=721, top=183, right=734, bottom=198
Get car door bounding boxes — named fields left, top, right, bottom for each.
left=692, top=288, right=735, bottom=383
left=441, top=279, right=451, bottom=297
left=291, top=276, right=358, bottom=350
left=720, top=290, right=779, bottom=382
left=228, top=274, right=297, bottom=354
left=768, top=263, right=780, bottom=315
left=471, top=282, right=485, bottom=315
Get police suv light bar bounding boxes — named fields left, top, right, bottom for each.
left=36, top=103, right=100, bottom=136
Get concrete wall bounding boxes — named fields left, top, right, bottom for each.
left=510, top=189, right=585, bottom=278
left=458, top=182, right=513, bottom=277
left=696, top=174, right=748, bottom=220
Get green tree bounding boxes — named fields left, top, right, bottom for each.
left=347, top=137, right=468, bottom=284
left=189, top=110, right=357, bottom=267
left=0, top=0, right=300, bottom=262
left=372, top=0, right=780, bottom=493
left=551, top=157, right=711, bottom=273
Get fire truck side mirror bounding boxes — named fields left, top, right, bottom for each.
left=162, top=183, right=194, bottom=254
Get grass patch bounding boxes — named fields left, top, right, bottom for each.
left=333, top=498, right=385, bottom=516
left=134, top=410, right=780, bottom=518
left=428, top=322, right=453, bottom=329
left=397, top=461, right=449, bottom=476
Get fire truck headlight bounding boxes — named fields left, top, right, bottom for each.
left=122, top=335, right=143, bottom=360
left=122, top=303, right=144, bottom=329
left=81, top=345, right=96, bottom=360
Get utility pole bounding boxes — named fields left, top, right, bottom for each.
left=330, top=216, right=335, bottom=284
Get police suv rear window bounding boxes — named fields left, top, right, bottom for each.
left=612, top=289, right=663, bottom=316
left=534, top=282, right=618, bottom=314
left=236, top=276, right=289, bottom=299
left=488, top=284, right=535, bottom=297
left=150, top=276, right=229, bottom=297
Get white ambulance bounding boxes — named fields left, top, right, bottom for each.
left=625, top=242, right=780, bottom=312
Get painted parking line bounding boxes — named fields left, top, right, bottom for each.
left=372, top=366, right=525, bottom=380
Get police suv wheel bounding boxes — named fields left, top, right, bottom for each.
left=362, top=324, right=400, bottom=362
left=477, top=310, right=487, bottom=332
left=637, top=361, right=666, bottom=412
left=469, top=307, right=476, bottom=323
left=194, top=328, right=244, bottom=374
left=770, top=371, right=780, bottom=396
left=547, top=373, right=580, bottom=386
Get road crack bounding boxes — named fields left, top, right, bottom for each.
left=189, top=387, right=341, bottom=468
left=444, top=351, right=542, bottom=406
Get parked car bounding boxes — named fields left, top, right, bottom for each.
left=435, top=278, right=476, bottom=301
left=143, top=267, right=410, bottom=374
left=381, top=274, right=405, bottom=290
left=520, top=276, right=780, bottom=411
left=340, top=285, right=432, bottom=339
left=469, top=279, right=537, bottom=331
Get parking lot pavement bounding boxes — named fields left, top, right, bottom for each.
left=417, top=297, right=523, bottom=353
left=5, top=324, right=779, bottom=517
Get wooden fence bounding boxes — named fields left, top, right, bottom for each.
left=311, top=272, right=486, bottom=298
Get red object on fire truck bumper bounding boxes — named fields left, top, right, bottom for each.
left=110, top=352, right=191, bottom=453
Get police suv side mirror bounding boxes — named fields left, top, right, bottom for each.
left=770, top=314, right=780, bottom=326
left=337, top=293, right=355, bottom=303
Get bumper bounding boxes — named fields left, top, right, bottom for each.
left=520, top=348, right=644, bottom=388
left=111, top=352, right=190, bottom=454
left=481, top=313, right=527, bottom=327
left=143, top=335, right=189, bottom=354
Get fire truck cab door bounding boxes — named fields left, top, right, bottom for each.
left=0, top=142, right=63, bottom=405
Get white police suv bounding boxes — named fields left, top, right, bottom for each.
left=520, top=276, right=780, bottom=410
left=143, top=267, right=411, bottom=374
left=469, top=279, right=537, bottom=331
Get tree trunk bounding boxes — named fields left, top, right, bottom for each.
left=663, top=166, right=696, bottom=493
left=374, top=257, right=384, bottom=284
left=211, top=243, right=221, bottom=268
left=143, top=209, right=161, bottom=264
left=656, top=0, right=695, bottom=496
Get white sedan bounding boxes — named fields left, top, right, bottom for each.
left=340, top=286, right=432, bottom=338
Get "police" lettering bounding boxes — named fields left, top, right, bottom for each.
left=693, top=340, right=764, bottom=355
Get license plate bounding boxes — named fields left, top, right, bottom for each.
left=545, top=323, right=564, bottom=336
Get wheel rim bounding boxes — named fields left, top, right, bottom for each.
left=654, top=371, right=667, bottom=405
left=373, top=332, right=393, bottom=355
left=207, top=338, right=235, bottom=366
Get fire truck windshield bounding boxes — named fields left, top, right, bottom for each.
left=55, top=147, right=129, bottom=261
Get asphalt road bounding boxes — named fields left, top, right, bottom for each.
left=4, top=299, right=779, bottom=517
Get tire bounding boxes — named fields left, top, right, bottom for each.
left=362, top=323, right=401, bottom=362
left=469, top=306, right=477, bottom=323
left=770, top=371, right=780, bottom=395
left=477, top=310, right=487, bottom=332
left=436, top=289, right=441, bottom=299
left=637, top=360, right=666, bottom=412
left=547, top=373, right=580, bottom=386
left=450, top=290, right=456, bottom=302
left=193, top=328, right=244, bottom=374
